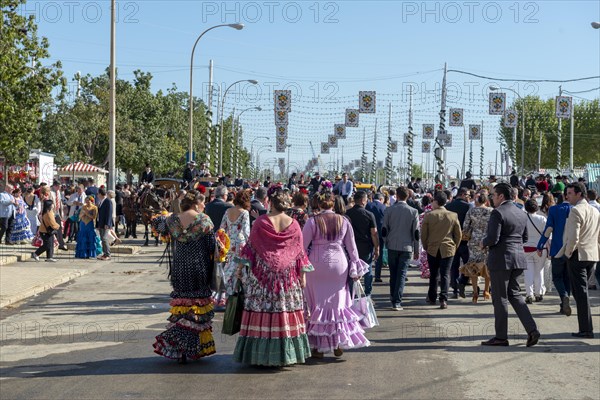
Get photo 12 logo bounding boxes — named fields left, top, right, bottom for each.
left=201, top=2, right=340, bottom=24
left=401, top=1, right=540, bottom=24
left=18, top=1, right=140, bottom=24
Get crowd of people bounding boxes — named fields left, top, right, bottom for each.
left=147, top=165, right=599, bottom=367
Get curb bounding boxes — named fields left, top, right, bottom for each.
left=0, top=269, right=88, bottom=309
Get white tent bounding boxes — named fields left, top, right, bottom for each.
left=57, top=162, right=108, bottom=186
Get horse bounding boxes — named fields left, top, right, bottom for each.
left=138, top=186, right=173, bottom=246
left=122, top=193, right=139, bottom=239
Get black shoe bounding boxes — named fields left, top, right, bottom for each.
left=571, top=332, right=594, bottom=338
left=481, top=337, right=509, bottom=346
left=452, top=293, right=459, bottom=299
left=525, top=296, right=533, bottom=304
left=374, top=278, right=383, bottom=283
left=562, top=297, right=572, bottom=316
left=535, top=295, right=543, bottom=302
left=526, top=330, right=540, bottom=347
left=425, top=298, right=436, bottom=305
left=58, top=246, right=68, bottom=251
left=458, top=283, right=466, bottom=298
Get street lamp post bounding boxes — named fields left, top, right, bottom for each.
left=218, top=79, right=258, bottom=176
left=234, top=106, right=262, bottom=177
left=188, top=23, right=244, bottom=165
left=490, top=86, right=526, bottom=174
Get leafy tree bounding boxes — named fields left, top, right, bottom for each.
left=1, top=0, right=63, bottom=180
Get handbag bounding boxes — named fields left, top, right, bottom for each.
left=32, top=232, right=43, bottom=248
left=351, top=280, right=379, bottom=329
left=222, top=279, right=244, bottom=335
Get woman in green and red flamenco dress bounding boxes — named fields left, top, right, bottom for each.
left=233, top=185, right=313, bottom=367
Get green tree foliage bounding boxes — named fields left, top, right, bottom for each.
left=37, top=69, right=252, bottom=180
left=498, top=97, right=600, bottom=171
left=0, top=0, right=63, bottom=166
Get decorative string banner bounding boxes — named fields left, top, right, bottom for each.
left=345, top=109, right=359, bottom=127
left=555, top=96, right=573, bottom=119
left=390, top=141, right=398, bottom=153
left=328, top=135, right=338, bottom=148
left=503, top=110, right=518, bottom=128
left=422, top=141, right=431, bottom=153
left=443, top=134, right=453, bottom=147
left=489, top=93, right=506, bottom=115
left=276, top=136, right=287, bottom=152
left=335, top=124, right=347, bottom=139
left=321, top=142, right=330, bottom=154
left=274, top=90, right=292, bottom=112
left=276, top=125, right=288, bottom=138
left=274, top=110, right=288, bottom=126
left=359, top=91, right=376, bottom=113
left=449, top=108, right=464, bottom=127
left=469, top=124, right=482, bottom=140
left=423, top=124, right=435, bottom=139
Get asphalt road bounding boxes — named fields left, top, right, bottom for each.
left=1, top=245, right=599, bottom=400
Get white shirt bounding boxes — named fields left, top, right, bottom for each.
left=589, top=199, right=600, bottom=213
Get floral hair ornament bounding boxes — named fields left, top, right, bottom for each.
left=434, top=183, right=443, bottom=191
left=267, top=183, right=284, bottom=198
left=185, top=192, right=197, bottom=201
left=194, top=183, right=206, bottom=194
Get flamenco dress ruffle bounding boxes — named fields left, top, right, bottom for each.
left=233, top=248, right=313, bottom=367
left=153, top=297, right=216, bottom=360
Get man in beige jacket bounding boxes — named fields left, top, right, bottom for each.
left=421, top=191, right=462, bottom=309
left=556, top=182, right=600, bottom=338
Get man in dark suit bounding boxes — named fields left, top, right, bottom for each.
left=140, top=164, right=155, bottom=184
left=96, top=188, right=114, bottom=261
left=406, top=189, right=423, bottom=214
left=482, top=183, right=540, bottom=347
left=204, top=185, right=233, bottom=232
left=367, top=192, right=386, bottom=282
left=309, top=172, right=324, bottom=195
left=250, top=187, right=268, bottom=226
left=183, top=161, right=199, bottom=186
left=445, top=187, right=473, bottom=298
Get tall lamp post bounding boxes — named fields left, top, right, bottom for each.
left=218, top=79, right=258, bottom=176
left=490, top=86, right=526, bottom=174
left=234, top=106, right=262, bottom=177
left=250, top=136, right=269, bottom=178
left=188, top=23, right=244, bottom=165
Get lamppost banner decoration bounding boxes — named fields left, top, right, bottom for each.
left=422, top=141, right=431, bottom=153
left=276, top=136, right=286, bottom=152
left=469, top=124, right=482, bottom=140
left=345, top=109, right=359, bottom=127
left=334, top=124, right=346, bottom=139
left=328, top=135, right=338, bottom=148
left=390, top=141, right=398, bottom=153
left=555, top=96, right=573, bottom=119
left=489, top=93, right=506, bottom=115
left=503, top=110, right=518, bottom=128
left=321, top=142, right=330, bottom=154
left=423, top=124, right=435, bottom=139
left=274, top=90, right=291, bottom=112
left=443, top=134, right=453, bottom=147
left=403, top=133, right=411, bottom=146
left=276, top=125, right=288, bottom=138
left=274, top=109, right=288, bottom=126
left=449, top=108, right=464, bottom=126
left=359, top=91, right=376, bottom=113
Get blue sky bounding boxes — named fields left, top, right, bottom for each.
left=26, top=0, right=600, bottom=175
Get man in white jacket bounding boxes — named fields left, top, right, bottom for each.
left=556, top=182, right=600, bottom=338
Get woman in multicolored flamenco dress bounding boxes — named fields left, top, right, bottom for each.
left=152, top=190, right=218, bottom=364
left=10, top=188, right=34, bottom=244
left=233, top=185, right=314, bottom=367
left=302, top=186, right=370, bottom=358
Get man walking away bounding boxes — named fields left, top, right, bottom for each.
left=96, top=188, right=113, bottom=261
left=382, top=187, right=419, bottom=311
left=421, top=191, right=462, bottom=309
left=556, top=182, right=600, bottom=338
left=481, top=183, right=539, bottom=347
left=445, top=187, right=473, bottom=298
left=367, top=193, right=386, bottom=282
left=346, top=191, right=379, bottom=297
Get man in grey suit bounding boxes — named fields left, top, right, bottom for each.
left=382, top=186, right=419, bottom=311
left=482, top=183, right=540, bottom=347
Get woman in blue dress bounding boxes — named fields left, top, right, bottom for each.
left=10, top=188, right=34, bottom=244
left=75, top=196, right=98, bottom=259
